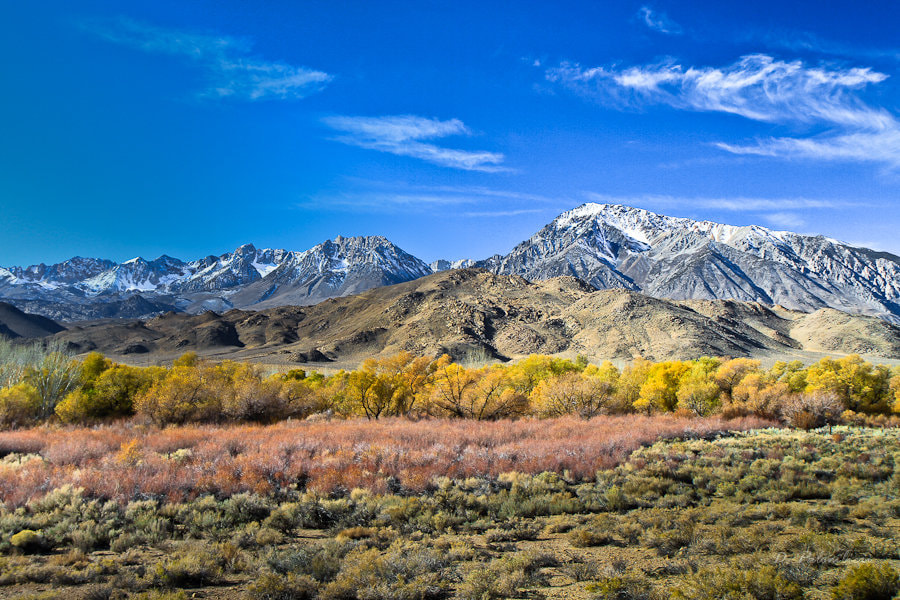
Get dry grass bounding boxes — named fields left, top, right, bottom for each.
left=0, top=415, right=770, bottom=506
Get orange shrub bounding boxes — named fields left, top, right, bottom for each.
left=0, top=415, right=771, bottom=506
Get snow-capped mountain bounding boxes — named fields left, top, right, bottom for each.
left=476, top=203, right=900, bottom=324
left=3, top=205, right=900, bottom=324
left=74, top=245, right=296, bottom=295
left=430, top=259, right=478, bottom=272
left=81, top=256, right=190, bottom=294
left=4, top=257, right=117, bottom=289
left=0, top=236, right=432, bottom=320
left=229, top=235, right=435, bottom=308
left=173, top=244, right=290, bottom=293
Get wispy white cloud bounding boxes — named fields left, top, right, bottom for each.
left=548, top=55, right=887, bottom=124
left=399, top=184, right=556, bottom=204
left=84, top=17, right=331, bottom=100
left=301, top=183, right=559, bottom=215
left=583, top=192, right=860, bottom=212
left=715, top=128, right=900, bottom=166
left=322, top=115, right=508, bottom=172
left=762, top=212, right=805, bottom=229
left=460, top=209, right=545, bottom=218
left=749, top=29, right=900, bottom=63
left=548, top=54, right=900, bottom=169
left=637, top=6, right=682, bottom=35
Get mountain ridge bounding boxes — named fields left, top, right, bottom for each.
left=0, top=302, right=66, bottom=339
left=46, top=268, right=900, bottom=365
left=3, top=204, right=900, bottom=324
left=0, top=236, right=432, bottom=320
left=468, top=203, right=900, bottom=324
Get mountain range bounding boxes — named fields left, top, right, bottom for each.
left=0, top=236, right=432, bottom=321
left=3, top=204, right=900, bottom=324
left=42, top=269, right=900, bottom=364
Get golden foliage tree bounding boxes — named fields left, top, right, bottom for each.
left=770, top=360, right=807, bottom=392
left=425, top=362, right=526, bottom=419
left=714, top=358, right=761, bottom=400
left=804, top=355, right=892, bottom=413
left=0, top=383, right=40, bottom=427
left=217, top=362, right=285, bottom=422
left=724, top=372, right=790, bottom=419
left=56, top=363, right=153, bottom=423
left=277, top=372, right=330, bottom=418
left=134, top=365, right=223, bottom=425
left=636, top=361, right=690, bottom=413
left=616, top=357, right=652, bottom=413
left=531, top=365, right=619, bottom=418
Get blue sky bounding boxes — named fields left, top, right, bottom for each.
left=3, top=0, right=900, bottom=266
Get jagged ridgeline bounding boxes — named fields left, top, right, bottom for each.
left=2, top=204, right=900, bottom=325
left=22, top=269, right=900, bottom=363
left=0, top=237, right=433, bottom=320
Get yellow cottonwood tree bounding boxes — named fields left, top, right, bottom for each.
left=134, top=366, right=222, bottom=425
left=636, top=361, right=690, bottom=413
left=531, top=367, right=618, bottom=418
left=715, top=358, right=761, bottom=400
left=805, top=355, right=892, bottom=413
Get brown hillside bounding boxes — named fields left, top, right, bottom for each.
left=52, top=268, right=900, bottom=365
left=0, top=302, right=66, bottom=339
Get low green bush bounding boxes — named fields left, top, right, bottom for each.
left=147, top=543, right=224, bottom=587
left=588, top=575, right=656, bottom=600
left=321, top=540, right=450, bottom=600
left=10, top=529, right=44, bottom=553
left=672, top=564, right=804, bottom=600
left=245, top=572, right=318, bottom=600
left=831, top=563, right=900, bottom=600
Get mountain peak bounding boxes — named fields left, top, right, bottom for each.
left=3, top=205, right=900, bottom=325
left=486, top=203, right=900, bottom=324
left=329, top=234, right=391, bottom=245
left=561, top=202, right=660, bottom=220
left=553, top=203, right=801, bottom=249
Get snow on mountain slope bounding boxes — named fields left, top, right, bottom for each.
left=80, top=256, right=190, bottom=294
left=6, top=257, right=117, bottom=289
left=430, top=259, right=478, bottom=272
left=238, top=235, right=435, bottom=308
left=0, top=237, right=433, bottom=318
left=173, top=244, right=286, bottom=292
left=479, top=203, right=900, bottom=323
left=3, top=205, right=900, bottom=324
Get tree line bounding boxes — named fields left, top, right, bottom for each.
left=1, top=337, right=899, bottom=428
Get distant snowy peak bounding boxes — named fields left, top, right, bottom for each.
left=281, top=235, right=433, bottom=282
left=552, top=203, right=795, bottom=249
left=218, top=235, right=435, bottom=308
left=430, top=259, right=478, bottom=272
left=81, top=255, right=189, bottom=294
left=0, top=236, right=430, bottom=301
left=484, top=202, right=900, bottom=324
left=8, top=257, right=117, bottom=287
left=553, top=203, right=673, bottom=244
left=176, top=243, right=285, bottom=292
left=547, top=203, right=872, bottom=276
